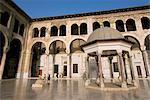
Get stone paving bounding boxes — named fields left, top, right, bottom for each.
left=0, top=78, right=150, bottom=100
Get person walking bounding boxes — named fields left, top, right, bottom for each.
left=47, top=74, right=50, bottom=84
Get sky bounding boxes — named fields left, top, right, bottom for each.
left=13, top=0, right=150, bottom=18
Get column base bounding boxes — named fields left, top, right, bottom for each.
left=100, top=81, right=105, bottom=88
left=23, top=73, right=28, bottom=78
left=121, top=81, right=127, bottom=88
left=133, top=80, right=138, bottom=87
left=0, top=75, right=2, bottom=80
left=127, top=79, right=132, bottom=84
left=85, top=79, right=90, bottom=86
left=111, top=78, right=115, bottom=83
left=146, top=75, right=150, bottom=78
left=16, top=73, right=21, bottom=79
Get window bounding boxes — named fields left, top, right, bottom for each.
left=113, top=62, right=119, bottom=72
left=19, top=24, right=25, bottom=36
left=80, top=23, right=87, bottom=35
left=115, top=20, right=125, bottom=32
left=33, top=28, right=39, bottom=37
left=71, top=24, right=78, bottom=35
left=103, top=21, right=110, bottom=27
left=126, top=19, right=136, bottom=31
left=141, top=17, right=150, bottom=29
left=13, top=19, right=19, bottom=33
left=93, top=22, right=100, bottom=31
left=51, top=26, right=58, bottom=36
left=0, top=11, right=10, bottom=27
left=40, top=27, right=46, bottom=37
left=73, top=64, right=78, bottom=73
left=59, top=25, right=66, bottom=36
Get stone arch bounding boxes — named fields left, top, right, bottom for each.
left=144, top=34, right=150, bottom=63
left=0, top=30, right=8, bottom=51
left=103, top=21, right=110, bottom=27
left=93, top=22, right=100, bottom=31
left=50, top=26, right=58, bottom=36
left=145, top=34, right=150, bottom=50
left=80, top=23, right=87, bottom=35
left=115, top=20, right=125, bottom=32
left=59, top=25, right=66, bottom=36
left=71, top=24, right=79, bottom=35
left=124, top=35, right=140, bottom=50
left=49, top=40, right=66, bottom=54
left=70, top=38, right=86, bottom=53
left=12, top=36, right=23, bottom=49
left=30, top=40, right=47, bottom=51
left=30, top=42, right=46, bottom=77
left=126, top=19, right=136, bottom=31
left=3, top=39, right=22, bottom=79
left=141, top=17, right=150, bottom=29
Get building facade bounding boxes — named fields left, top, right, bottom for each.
left=0, top=0, right=150, bottom=80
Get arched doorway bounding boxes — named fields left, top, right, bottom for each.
left=30, top=42, right=46, bottom=77
left=0, top=32, right=5, bottom=64
left=2, top=39, right=21, bottom=79
left=145, top=34, right=150, bottom=63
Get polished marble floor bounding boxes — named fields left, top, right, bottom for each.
left=0, top=78, right=150, bottom=100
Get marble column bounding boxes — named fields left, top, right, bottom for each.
left=0, top=50, right=7, bottom=80
left=22, top=51, right=31, bottom=78
left=97, top=52, right=104, bottom=88
left=16, top=50, right=24, bottom=78
left=124, top=54, right=132, bottom=84
left=118, top=52, right=127, bottom=88
left=108, top=56, right=114, bottom=82
left=67, top=53, right=71, bottom=78
left=142, top=50, right=150, bottom=77
left=128, top=52, right=138, bottom=87
left=85, top=55, right=90, bottom=86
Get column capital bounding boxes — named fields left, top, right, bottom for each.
left=141, top=45, right=146, bottom=51
left=117, top=50, right=122, bottom=54
left=96, top=50, right=102, bottom=55
left=45, top=49, right=49, bottom=55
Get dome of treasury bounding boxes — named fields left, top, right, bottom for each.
left=87, top=27, right=124, bottom=43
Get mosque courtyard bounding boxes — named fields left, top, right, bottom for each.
left=0, top=78, right=150, bottom=100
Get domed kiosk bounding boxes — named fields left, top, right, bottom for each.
left=82, top=27, right=137, bottom=90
